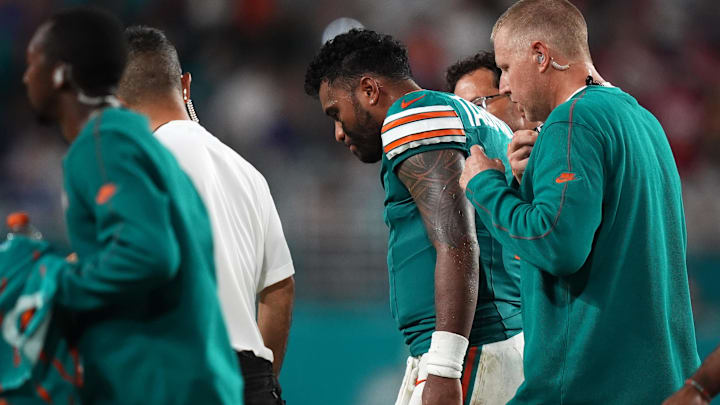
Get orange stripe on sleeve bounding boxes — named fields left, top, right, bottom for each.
left=382, top=111, right=458, bottom=133
left=52, top=357, right=75, bottom=384
left=461, top=346, right=479, bottom=401
left=383, top=129, right=465, bottom=153
left=35, top=384, right=52, bottom=404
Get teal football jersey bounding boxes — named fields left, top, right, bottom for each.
left=380, top=89, right=522, bottom=356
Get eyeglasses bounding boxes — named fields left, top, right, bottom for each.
left=471, top=93, right=509, bottom=109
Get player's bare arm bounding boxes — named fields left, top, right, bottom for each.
left=664, top=344, right=720, bottom=405
left=257, top=276, right=295, bottom=375
left=397, top=149, right=480, bottom=405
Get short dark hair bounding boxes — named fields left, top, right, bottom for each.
left=491, top=0, right=590, bottom=60
left=445, top=51, right=500, bottom=92
left=44, top=7, right=127, bottom=97
left=117, top=26, right=182, bottom=104
left=304, top=29, right=412, bottom=97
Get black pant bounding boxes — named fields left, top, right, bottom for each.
left=237, top=350, right=285, bottom=405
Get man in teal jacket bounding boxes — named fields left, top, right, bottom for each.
left=459, top=0, right=700, bottom=404
left=22, top=7, right=242, bottom=404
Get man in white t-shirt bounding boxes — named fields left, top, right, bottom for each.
left=118, top=26, right=295, bottom=405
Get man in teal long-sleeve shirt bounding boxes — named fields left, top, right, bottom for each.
left=22, top=8, right=242, bottom=404
left=459, top=1, right=700, bottom=404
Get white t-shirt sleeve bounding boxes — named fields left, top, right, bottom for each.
left=256, top=180, right=294, bottom=293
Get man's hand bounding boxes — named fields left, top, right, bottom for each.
left=459, top=145, right=505, bottom=190
left=422, top=374, right=462, bottom=405
left=508, top=129, right=538, bottom=184
left=662, top=385, right=709, bottom=405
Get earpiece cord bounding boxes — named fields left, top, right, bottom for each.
left=186, top=99, right=199, bottom=123
left=77, top=92, right=121, bottom=108
left=586, top=75, right=601, bottom=86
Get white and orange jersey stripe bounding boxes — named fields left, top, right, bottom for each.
left=381, top=105, right=466, bottom=159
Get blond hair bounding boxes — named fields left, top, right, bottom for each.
left=491, top=0, right=591, bottom=61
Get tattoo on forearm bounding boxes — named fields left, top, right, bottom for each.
left=397, top=150, right=475, bottom=248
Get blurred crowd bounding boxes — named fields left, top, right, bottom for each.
left=0, top=0, right=718, bottom=312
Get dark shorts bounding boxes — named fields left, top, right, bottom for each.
left=237, top=350, right=285, bottom=405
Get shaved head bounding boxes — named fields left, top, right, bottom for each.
left=491, top=0, right=590, bottom=61
left=117, top=26, right=182, bottom=105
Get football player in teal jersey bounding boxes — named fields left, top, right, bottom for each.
left=22, top=8, right=242, bottom=404
left=459, top=1, right=700, bottom=404
left=305, top=29, right=523, bottom=405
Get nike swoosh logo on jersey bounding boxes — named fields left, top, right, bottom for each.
left=401, top=94, right=426, bottom=109
left=95, top=183, right=117, bottom=205
left=555, top=172, right=577, bottom=183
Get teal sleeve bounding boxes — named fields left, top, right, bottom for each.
left=58, top=132, right=180, bottom=310
left=465, top=121, right=604, bottom=276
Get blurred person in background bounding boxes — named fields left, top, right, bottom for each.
left=446, top=51, right=539, bottom=134
left=305, top=29, right=523, bottom=405
left=22, top=7, right=242, bottom=404
left=117, top=25, right=294, bottom=405
left=664, top=346, right=720, bottom=404
left=0, top=212, right=82, bottom=404
left=459, top=0, right=700, bottom=404
left=446, top=51, right=541, bottom=184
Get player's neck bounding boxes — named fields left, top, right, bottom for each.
left=383, top=80, right=422, bottom=110
left=552, top=62, right=605, bottom=109
left=132, top=97, right=191, bottom=132
left=56, top=94, right=100, bottom=144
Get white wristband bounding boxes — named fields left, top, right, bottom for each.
left=424, top=331, right=469, bottom=379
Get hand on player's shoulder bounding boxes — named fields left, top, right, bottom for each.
left=459, top=146, right=505, bottom=191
